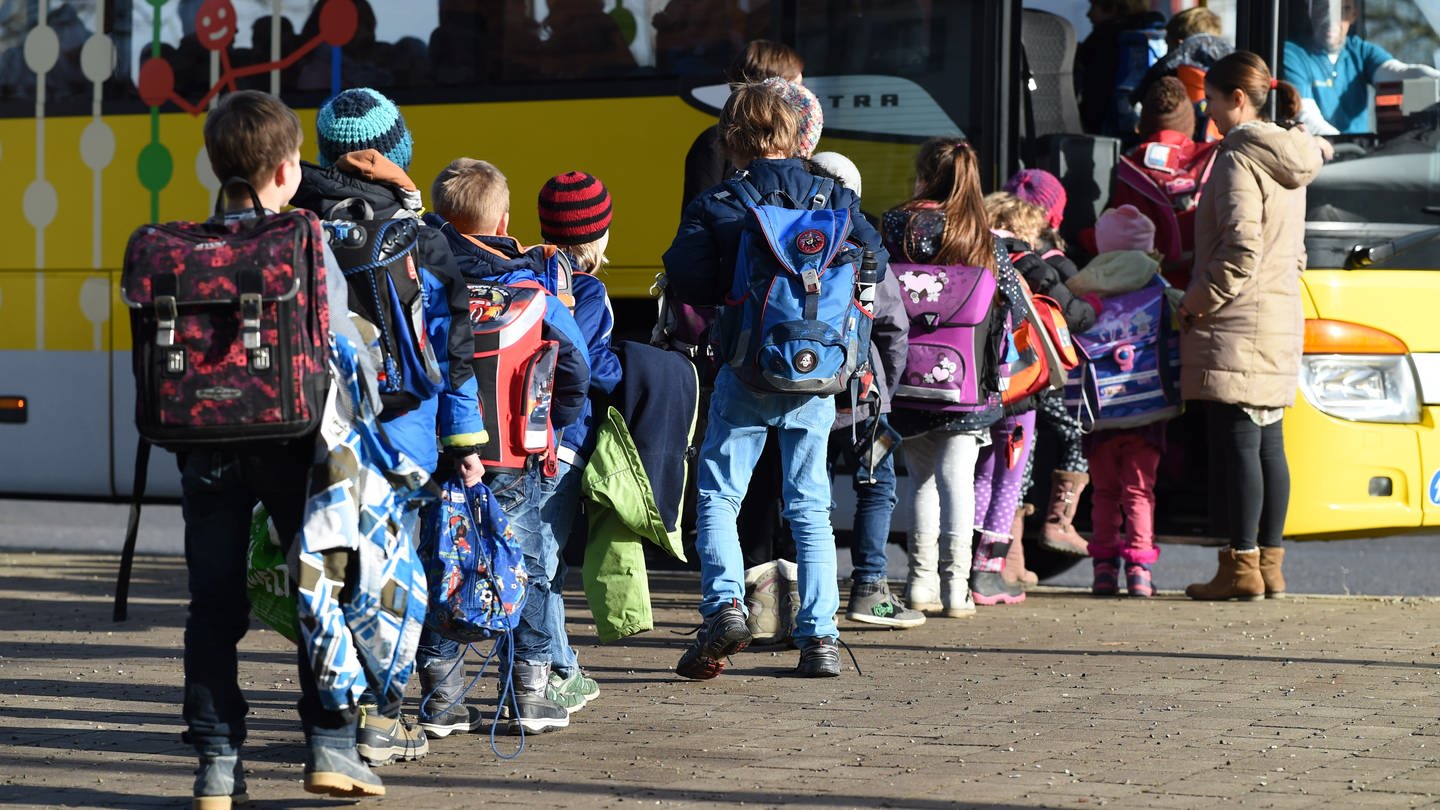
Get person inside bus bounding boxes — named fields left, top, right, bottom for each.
left=1282, top=0, right=1440, bottom=135
left=1180, top=51, right=1322, bottom=601
left=540, top=0, right=638, bottom=79
left=1075, top=0, right=1167, bottom=137
left=1128, top=5, right=1234, bottom=128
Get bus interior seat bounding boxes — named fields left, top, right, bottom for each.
left=1019, top=9, right=1116, bottom=248
left=1020, top=8, right=1082, bottom=138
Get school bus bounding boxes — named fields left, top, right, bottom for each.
left=0, top=0, right=1435, bottom=556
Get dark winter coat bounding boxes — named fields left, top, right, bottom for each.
left=1004, top=237, right=1098, bottom=334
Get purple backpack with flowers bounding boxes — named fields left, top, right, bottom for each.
left=892, top=257, right=1004, bottom=412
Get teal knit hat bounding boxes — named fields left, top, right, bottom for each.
left=316, top=88, right=414, bottom=170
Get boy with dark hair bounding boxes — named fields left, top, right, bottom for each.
left=289, top=87, right=488, bottom=761
left=663, top=83, right=888, bottom=678
left=426, top=156, right=592, bottom=733
left=186, top=89, right=382, bottom=808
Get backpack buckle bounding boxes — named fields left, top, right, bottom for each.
left=240, top=292, right=262, bottom=350
left=801, top=268, right=821, bottom=294
left=154, top=295, right=177, bottom=347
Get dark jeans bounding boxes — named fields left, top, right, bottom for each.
left=178, top=444, right=354, bottom=753
left=828, top=428, right=898, bottom=584
left=1205, top=403, right=1289, bottom=551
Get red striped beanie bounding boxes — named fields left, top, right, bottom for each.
left=537, top=171, right=613, bottom=245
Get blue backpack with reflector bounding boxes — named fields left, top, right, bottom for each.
left=1063, top=277, right=1181, bottom=430
left=713, top=174, right=872, bottom=396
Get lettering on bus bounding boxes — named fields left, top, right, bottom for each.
left=825, top=94, right=901, bottom=109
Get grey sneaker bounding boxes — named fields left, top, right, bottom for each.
left=549, top=669, right=599, bottom=712
left=355, top=704, right=429, bottom=766
left=796, top=636, right=842, bottom=677
left=192, top=750, right=246, bottom=810
left=846, top=580, right=927, bottom=628
left=304, top=742, right=385, bottom=798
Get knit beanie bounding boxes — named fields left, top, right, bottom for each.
left=1095, top=204, right=1157, bottom=253
left=761, top=76, right=824, bottom=157
left=1004, top=169, right=1067, bottom=231
left=316, top=88, right=414, bottom=170
left=537, top=171, right=613, bottom=245
left=810, top=151, right=862, bottom=197
left=1138, top=76, right=1197, bottom=141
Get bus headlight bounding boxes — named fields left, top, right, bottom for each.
left=1299, top=354, right=1421, bottom=424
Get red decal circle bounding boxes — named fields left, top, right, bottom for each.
left=796, top=229, right=826, bottom=255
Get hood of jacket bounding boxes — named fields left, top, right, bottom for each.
left=293, top=150, right=422, bottom=220
left=1222, top=122, right=1324, bottom=190
left=429, top=217, right=550, bottom=284
left=1067, top=250, right=1161, bottom=297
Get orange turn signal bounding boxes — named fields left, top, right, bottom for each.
left=1303, top=319, right=1408, bottom=355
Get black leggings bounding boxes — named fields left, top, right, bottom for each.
left=1205, top=402, right=1289, bottom=550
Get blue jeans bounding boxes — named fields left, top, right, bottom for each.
left=178, top=444, right=355, bottom=753
left=540, top=458, right=584, bottom=675
left=696, top=368, right=839, bottom=640
left=828, top=427, right=898, bottom=585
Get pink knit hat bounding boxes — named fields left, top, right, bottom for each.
left=1004, top=169, right=1067, bottom=230
left=1095, top=205, right=1157, bottom=253
left=761, top=76, right=824, bottom=157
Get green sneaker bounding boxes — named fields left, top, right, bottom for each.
left=548, top=669, right=599, bottom=713
left=846, top=579, right=926, bottom=628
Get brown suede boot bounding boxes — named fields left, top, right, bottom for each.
left=1185, top=548, right=1265, bottom=601
left=1041, top=471, right=1089, bottom=556
left=1259, top=547, right=1286, bottom=599
left=1002, top=504, right=1038, bottom=589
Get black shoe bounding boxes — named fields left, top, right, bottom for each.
left=796, top=636, right=841, bottom=677
left=675, top=599, right=752, bottom=680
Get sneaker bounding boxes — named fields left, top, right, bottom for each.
left=549, top=669, right=599, bottom=712
left=1126, top=562, right=1155, bottom=598
left=418, top=702, right=486, bottom=739
left=1092, top=558, right=1121, bottom=597
left=305, top=742, right=385, bottom=798
left=355, top=704, right=429, bottom=767
left=796, top=636, right=841, bottom=677
left=744, top=561, right=784, bottom=644
left=192, top=751, right=246, bottom=810
left=969, top=570, right=1026, bottom=605
left=675, top=599, right=752, bottom=680
left=499, top=689, right=571, bottom=734
left=846, top=580, right=926, bottom=628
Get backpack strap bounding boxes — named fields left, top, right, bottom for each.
left=724, top=175, right=764, bottom=208
left=805, top=176, right=835, bottom=211
left=114, top=437, right=151, bottom=622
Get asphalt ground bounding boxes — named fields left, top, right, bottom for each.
left=4, top=550, right=1440, bottom=809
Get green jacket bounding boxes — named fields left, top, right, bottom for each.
left=580, top=406, right=689, bottom=642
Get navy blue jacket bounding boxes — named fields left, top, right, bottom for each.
left=429, top=218, right=591, bottom=432
left=662, top=158, right=889, bottom=307
left=561, top=268, right=623, bottom=464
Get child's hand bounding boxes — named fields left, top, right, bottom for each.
left=456, top=453, right=485, bottom=487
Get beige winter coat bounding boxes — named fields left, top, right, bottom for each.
left=1180, top=122, right=1322, bottom=408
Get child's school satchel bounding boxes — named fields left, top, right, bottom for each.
left=467, top=281, right=560, bottom=474
left=1064, top=276, right=1181, bottom=430
left=1001, top=257, right=1079, bottom=407
left=892, top=260, right=1001, bottom=412
left=120, top=178, right=330, bottom=448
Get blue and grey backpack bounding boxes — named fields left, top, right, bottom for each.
left=1063, top=277, right=1181, bottom=430
left=419, top=477, right=527, bottom=643
left=713, top=174, right=872, bottom=396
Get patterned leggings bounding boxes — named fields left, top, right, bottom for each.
left=1019, top=391, right=1087, bottom=501
left=973, top=410, right=1037, bottom=570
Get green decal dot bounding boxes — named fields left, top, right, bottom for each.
left=138, top=142, right=173, bottom=192
left=611, top=5, right=637, bottom=44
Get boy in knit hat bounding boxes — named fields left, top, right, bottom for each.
left=291, top=87, right=489, bottom=759
left=1067, top=205, right=1170, bottom=598
left=425, top=157, right=592, bottom=734
left=532, top=171, right=621, bottom=710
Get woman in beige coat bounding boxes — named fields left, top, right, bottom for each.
left=1177, top=51, right=1323, bottom=601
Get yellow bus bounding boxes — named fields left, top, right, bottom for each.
left=0, top=0, right=1435, bottom=559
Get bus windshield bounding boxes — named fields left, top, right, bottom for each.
left=1281, top=0, right=1440, bottom=232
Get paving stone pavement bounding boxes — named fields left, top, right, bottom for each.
left=3, top=550, right=1440, bottom=809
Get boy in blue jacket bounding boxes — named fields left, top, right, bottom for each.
left=662, top=82, right=888, bottom=678
left=426, top=157, right=591, bottom=733
left=535, top=171, right=624, bottom=711
left=291, top=87, right=487, bottom=764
